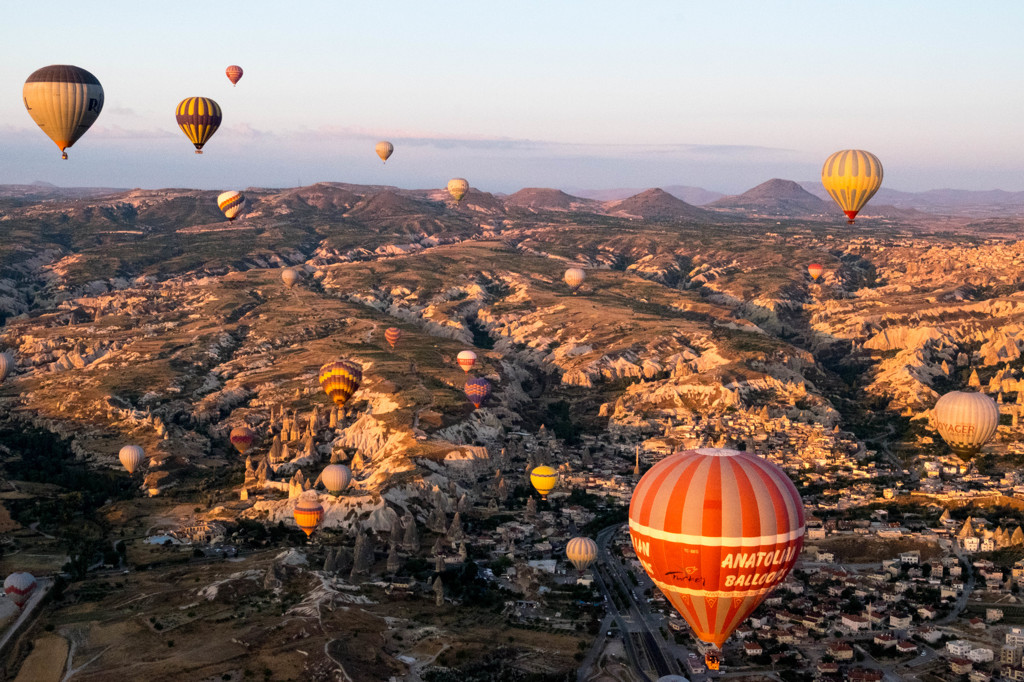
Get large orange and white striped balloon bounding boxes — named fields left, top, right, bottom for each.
left=629, top=448, right=804, bottom=649
left=932, top=391, right=999, bottom=460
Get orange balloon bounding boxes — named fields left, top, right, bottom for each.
left=807, top=263, right=823, bottom=281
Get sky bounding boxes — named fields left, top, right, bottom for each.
left=3, top=1, right=1024, bottom=194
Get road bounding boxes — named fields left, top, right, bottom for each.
left=937, top=543, right=975, bottom=626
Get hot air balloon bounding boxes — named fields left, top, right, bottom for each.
left=629, top=448, right=804, bottom=667
left=4, top=572, right=37, bottom=610
left=465, top=377, right=491, bottom=409
left=23, top=65, right=104, bottom=159
left=175, top=97, right=222, bottom=154
left=456, top=350, right=477, bottom=373
left=385, top=327, right=402, bottom=349
left=447, top=178, right=469, bottom=203
left=530, top=465, right=557, bottom=500
left=230, top=426, right=255, bottom=454
left=118, top=445, right=145, bottom=475
left=281, top=268, right=300, bottom=288
left=216, top=191, right=246, bottom=221
left=564, top=268, right=586, bottom=293
left=807, top=263, right=824, bottom=281
left=293, top=494, right=324, bottom=537
left=319, top=358, right=363, bottom=409
left=0, top=352, right=12, bottom=383
left=225, top=65, right=243, bottom=86
left=321, top=464, right=352, bottom=495
left=932, top=391, right=1000, bottom=461
left=821, top=149, right=883, bottom=224
left=566, top=537, right=598, bottom=572
left=375, top=141, right=394, bottom=163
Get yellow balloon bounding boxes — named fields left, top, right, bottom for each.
left=530, top=465, right=557, bottom=499
left=375, top=141, right=394, bottom=163
left=821, top=149, right=883, bottom=224
left=23, top=65, right=104, bottom=160
left=447, top=178, right=469, bottom=202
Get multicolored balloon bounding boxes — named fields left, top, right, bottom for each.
left=321, top=464, right=352, bottom=495
left=807, top=263, right=824, bottom=281
left=23, top=65, right=104, bottom=159
left=566, top=537, right=598, bottom=571
left=118, top=445, right=145, bottom=475
left=4, top=572, right=37, bottom=610
left=530, top=465, right=557, bottom=499
left=230, top=426, right=255, bottom=454
left=564, top=268, right=586, bottom=293
left=293, top=494, right=324, bottom=537
left=629, top=448, right=804, bottom=661
left=385, top=327, right=402, bottom=349
left=456, top=350, right=477, bottom=373
left=465, top=377, right=491, bottom=409
left=225, top=65, right=243, bottom=86
left=376, top=141, right=394, bottom=163
left=217, top=191, right=246, bottom=221
left=821, top=149, right=883, bottom=224
left=175, top=97, right=222, bottom=154
left=319, top=358, right=363, bottom=409
left=281, top=268, right=300, bottom=288
left=932, top=391, right=1000, bottom=461
left=447, top=178, right=469, bottom=203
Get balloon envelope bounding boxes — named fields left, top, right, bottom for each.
left=821, top=150, right=883, bottom=223
left=0, top=352, right=11, bottom=383
left=4, top=572, right=36, bottom=610
left=119, top=445, right=145, bottom=474
left=566, top=537, right=598, bottom=571
left=564, top=268, right=586, bottom=292
left=319, top=358, right=363, bottom=409
left=933, top=391, right=999, bottom=460
left=530, top=465, right=558, bottom=499
left=293, top=495, right=324, bottom=537
left=385, top=327, right=402, bottom=349
left=456, top=350, right=477, bottom=373
left=23, top=65, right=104, bottom=159
left=176, top=97, right=222, bottom=153
left=217, top=191, right=246, bottom=221
left=225, top=65, right=243, bottom=85
left=229, top=426, right=255, bottom=454
left=629, top=448, right=804, bottom=649
left=376, top=141, right=394, bottom=163
left=464, top=377, right=491, bottom=409
left=447, top=178, right=469, bottom=202
left=807, top=263, right=824, bottom=281
left=281, top=268, right=300, bottom=288
left=321, top=464, right=352, bottom=494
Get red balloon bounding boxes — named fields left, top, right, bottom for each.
left=807, top=263, right=824, bottom=281
left=385, top=327, right=402, bottom=349
left=629, top=448, right=804, bottom=650
left=225, top=65, right=243, bottom=86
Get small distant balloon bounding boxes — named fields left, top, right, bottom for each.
left=319, top=358, right=363, bottom=409
left=375, top=141, right=394, bottom=163
left=566, top=537, right=598, bottom=571
left=293, top=494, right=324, bottom=537
left=321, top=464, right=352, bottom=495
left=281, top=268, right=300, bottom=288
left=217, top=191, right=246, bottom=221
left=119, top=445, right=145, bottom=474
left=225, top=65, right=243, bottom=86
left=447, top=178, right=469, bottom=203
left=464, top=377, right=491, bottom=409
left=4, top=572, right=37, bottom=610
left=807, top=263, right=824, bottom=281
left=530, top=465, right=557, bottom=499
left=230, top=426, right=255, bottom=454
left=821, top=149, right=883, bottom=224
left=564, top=268, right=586, bottom=293
left=456, top=350, right=477, bottom=373
left=175, top=97, right=222, bottom=154
left=23, top=65, right=104, bottom=160
left=385, top=327, right=402, bottom=349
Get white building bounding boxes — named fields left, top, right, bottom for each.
left=968, top=647, right=994, bottom=663
left=948, top=640, right=973, bottom=657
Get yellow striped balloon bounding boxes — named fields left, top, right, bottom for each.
left=566, top=536, right=598, bottom=571
left=23, top=65, right=104, bottom=160
left=217, top=191, right=246, bottom=221
left=530, top=465, right=558, bottom=499
left=293, top=494, right=324, bottom=537
left=176, top=97, right=222, bottom=154
left=319, top=358, right=363, bottom=409
left=821, top=149, right=883, bottom=224
left=447, top=178, right=469, bottom=202
left=376, top=141, right=394, bottom=163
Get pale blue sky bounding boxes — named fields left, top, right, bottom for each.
left=3, top=1, right=1023, bottom=193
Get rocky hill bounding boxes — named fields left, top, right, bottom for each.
left=710, top=178, right=831, bottom=218
left=604, top=188, right=714, bottom=221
